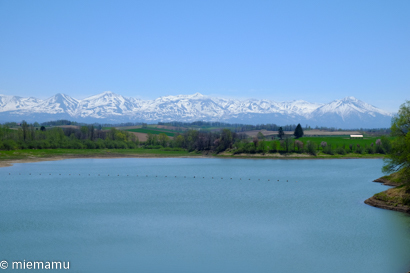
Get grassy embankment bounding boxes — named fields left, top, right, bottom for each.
left=365, top=171, right=410, bottom=214
left=0, top=148, right=199, bottom=162
left=219, top=152, right=384, bottom=159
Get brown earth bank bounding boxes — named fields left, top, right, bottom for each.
left=365, top=172, right=410, bottom=214
left=0, top=153, right=212, bottom=168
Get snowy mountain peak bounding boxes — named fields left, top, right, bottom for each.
left=35, top=93, right=79, bottom=115
left=83, top=91, right=120, bottom=100
left=341, top=96, right=358, bottom=102
left=312, top=96, right=391, bottom=120
left=189, top=92, right=205, bottom=98
left=0, top=92, right=393, bottom=128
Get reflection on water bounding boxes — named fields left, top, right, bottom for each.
left=1, top=158, right=410, bottom=273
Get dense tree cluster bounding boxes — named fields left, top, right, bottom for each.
left=159, top=121, right=298, bottom=132
left=146, top=129, right=246, bottom=153
left=383, top=100, right=410, bottom=187
left=0, top=122, right=139, bottom=150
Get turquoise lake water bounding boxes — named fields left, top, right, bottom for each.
left=1, top=158, right=410, bottom=272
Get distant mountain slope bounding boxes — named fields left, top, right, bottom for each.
left=0, top=92, right=393, bottom=128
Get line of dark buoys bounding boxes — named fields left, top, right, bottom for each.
left=3, top=173, right=298, bottom=182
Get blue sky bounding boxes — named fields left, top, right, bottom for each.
left=0, top=0, right=409, bottom=112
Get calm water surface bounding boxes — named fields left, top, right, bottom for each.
left=1, top=158, right=410, bottom=273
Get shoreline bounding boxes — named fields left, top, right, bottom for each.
left=364, top=196, right=410, bottom=214
left=0, top=153, right=213, bottom=168
left=0, top=151, right=384, bottom=168
left=364, top=174, right=410, bottom=215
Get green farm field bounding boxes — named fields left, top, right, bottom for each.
left=126, top=128, right=178, bottom=137
left=262, top=135, right=393, bottom=150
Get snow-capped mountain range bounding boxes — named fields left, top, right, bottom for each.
left=0, top=92, right=393, bottom=128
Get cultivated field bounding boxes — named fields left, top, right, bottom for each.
left=262, top=136, right=390, bottom=151
left=55, top=125, right=81, bottom=129
left=243, top=129, right=362, bottom=138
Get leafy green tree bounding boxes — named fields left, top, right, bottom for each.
left=293, top=123, right=304, bottom=139
left=280, top=137, right=292, bottom=153
left=278, top=127, right=284, bottom=140
left=217, top=129, right=233, bottom=152
left=383, top=101, right=410, bottom=185
left=21, top=120, right=29, bottom=141
left=256, top=140, right=267, bottom=154
left=306, top=141, right=317, bottom=156
left=158, top=133, right=169, bottom=147
left=256, top=132, right=265, bottom=140
left=174, top=135, right=185, bottom=148
left=90, top=125, right=95, bottom=140
left=294, top=140, right=303, bottom=152
left=146, top=133, right=158, bottom=146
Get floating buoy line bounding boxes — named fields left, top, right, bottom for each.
left=2, top=173, right=298, bottom=182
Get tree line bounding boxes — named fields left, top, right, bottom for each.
left=0, top=122, right=140, bottom=150
left=0, top=120, right=393, bottom=158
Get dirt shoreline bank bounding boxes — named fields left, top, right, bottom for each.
left=0, top=153, right=385, bottom=168
left=0, top=154, right=214, bottom=168
left=365, top=174, right=410, bottom=215
left=364, top=196, right=410, bottom=214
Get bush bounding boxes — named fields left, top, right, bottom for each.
left=84, top=140, right=96, bottom=149
left=366, top=146, right=375, bottom=154
left=113, top=141, right=128, bottom=149
left=49, top=141, right=59, bottom=149
left=36, top=140, right=51, bottom=149
left=18, top=141, right=28, bottom=149
left=306, top=141, right=317, bottom=156
left=144, top=145, right=162, bottom=149
left=95, top=139, right=106, bottom=149
left=104, top=140, right=116, bottom=149
left=1, top=140, right=18, bottom=150
left=336, top=146, right=346, bottom=155
left=323, top=144, right=334, bottom=155
left=375, top=145, right=385, bottom=154
left=269, top=141, right=278, bottom=153
left=127, top=142, right=137, bottom=149
left=381, top=136, right=392, bottom=153
left=161, top=147, right=185, bottom=151
left=356, top=146, right=364, bottom=154
left=27, top=141, right=38, bottom=149
left=68, top=141, right=84, bottom=149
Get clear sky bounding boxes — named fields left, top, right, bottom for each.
left=0, top=0, right=409, bottom=112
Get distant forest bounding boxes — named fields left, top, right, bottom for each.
left=2, top=119, right=389, bottom=132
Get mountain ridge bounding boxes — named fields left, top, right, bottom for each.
left=0, top=92, right=393, bottom=128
